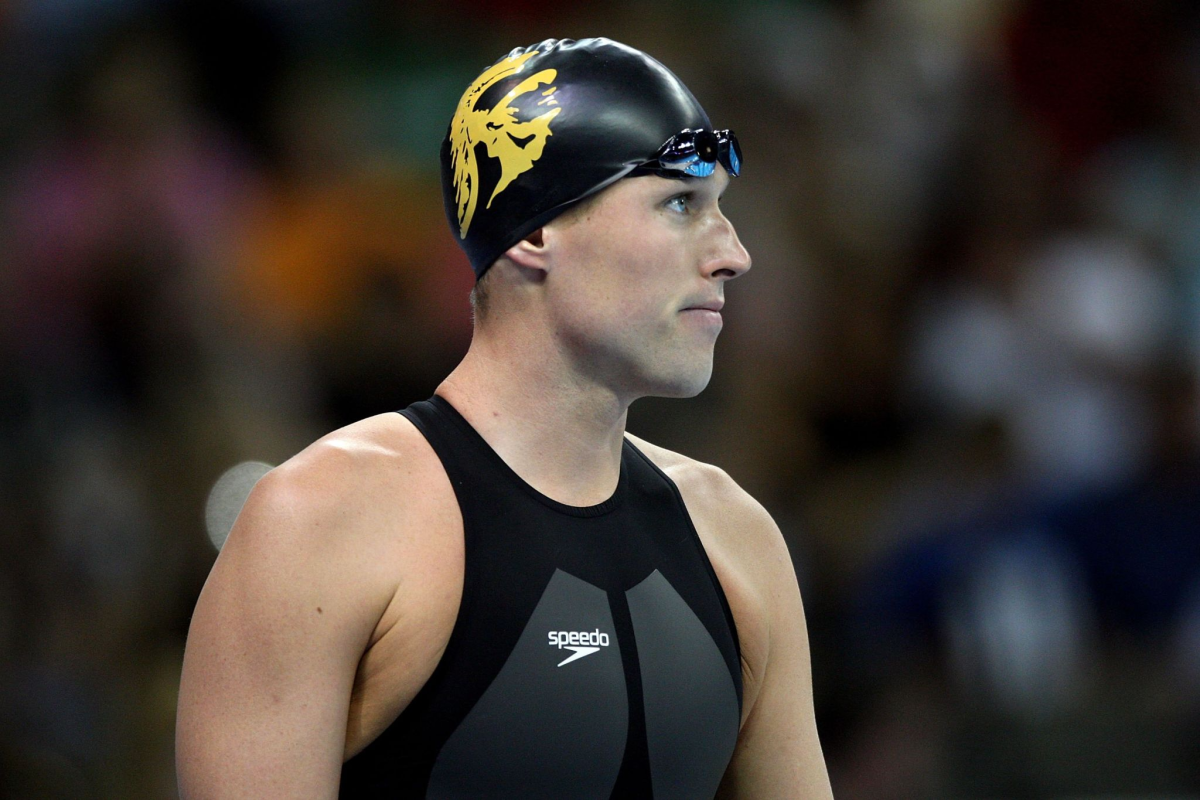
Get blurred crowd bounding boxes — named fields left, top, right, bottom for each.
left=3, top=0, right=1200, bottom=796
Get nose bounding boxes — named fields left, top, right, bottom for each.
left=703, top=210, right=752, bottom=281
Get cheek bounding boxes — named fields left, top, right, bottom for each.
left=563, top=242, right=648, bottom=311
left=553, top=212, right=686, bottom=326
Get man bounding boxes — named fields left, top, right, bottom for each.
left=177, top=38, right=834, bottom=798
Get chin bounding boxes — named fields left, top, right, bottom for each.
left=644, top=363, right=714, bottom=399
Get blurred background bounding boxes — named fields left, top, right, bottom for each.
left=3, top=0, right=1200, bottom=796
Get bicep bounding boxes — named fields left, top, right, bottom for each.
left=716, top=523, right=834, bottom=799
left=176, top=474, right=383, bottom=798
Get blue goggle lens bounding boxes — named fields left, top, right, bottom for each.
left=636, top=128, right=742, bottom=179
left=661, top=153, right=716, bottom=177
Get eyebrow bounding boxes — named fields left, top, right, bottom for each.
left=667, top=175, right=730, bottom=190
left=675, top=177, right=730, bottom=200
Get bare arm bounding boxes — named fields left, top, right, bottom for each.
left=176, top=460, right=394, bottom=798
left=716, top=501, right=834, bottom=799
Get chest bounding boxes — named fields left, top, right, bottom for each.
left=344, top=492, right=753, bottom=797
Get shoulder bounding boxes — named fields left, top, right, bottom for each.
left=624, top=432, right=796, bottom=718
left=624, top=432, right=784, bottom=560
left=265, top=410, right=434, bottom=509
left=217, top=410, right=455, bottom=617
left=250, top=410, right=445, bottom=542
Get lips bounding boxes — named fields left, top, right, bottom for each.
left=680, top=299, right=724, bottom=330
left=682, top=299, right=724, bottom=312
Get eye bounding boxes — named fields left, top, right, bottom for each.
left=666, top=193, right=692, bottom=214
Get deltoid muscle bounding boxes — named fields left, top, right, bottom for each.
left=448, top=51, right=561, bottom=238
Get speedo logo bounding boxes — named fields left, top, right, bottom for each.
left=547, top=629, right=611, bottom=667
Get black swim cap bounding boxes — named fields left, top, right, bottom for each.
left=440, top=38, right=716, bottom=280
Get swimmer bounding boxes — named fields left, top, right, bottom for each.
left=177, top=38, right=834, bottom=798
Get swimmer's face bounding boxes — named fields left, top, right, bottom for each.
left=544, top=167, right=751, bottom=400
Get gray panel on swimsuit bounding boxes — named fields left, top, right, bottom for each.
left=627, top=569, right=740, bottom=800
left=427, top=568, right=627, bottom=799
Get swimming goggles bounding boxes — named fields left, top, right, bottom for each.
left=632, top=128, right=742, bottom=179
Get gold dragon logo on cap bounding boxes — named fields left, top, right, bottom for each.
left=448, top=51, right=562, bottom=239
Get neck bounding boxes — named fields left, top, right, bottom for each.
left=436, top=324, right=631, bottom=507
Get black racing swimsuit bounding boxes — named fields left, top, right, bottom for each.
left=340, top=395, right=743, bottom=799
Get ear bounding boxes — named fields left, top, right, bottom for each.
left=502, top=227, right=550, bottom=274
